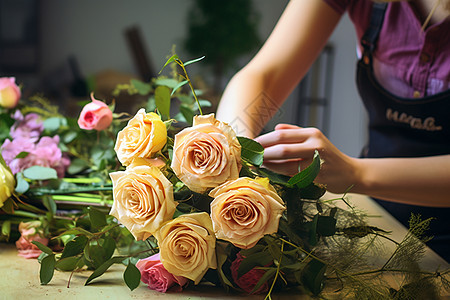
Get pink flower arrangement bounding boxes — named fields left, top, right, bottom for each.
left=1, top=111, right=70, bottom=177
left=230, top=252, right=269, bottom=294
left=10, top=111, right=44, bottom=139
left=15, top=221, right=49, bottom=259
left=136, top=253, right=188, bottom=292
left=78, top=94, right=113, bottom=131
left=0, top=77, right=21, bottom=109
left=1, top=135, right=70, bottom=177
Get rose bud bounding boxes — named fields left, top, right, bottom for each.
left=0, top=77, right=21, bottom=109
left=77, top=93, right=113, bottom=131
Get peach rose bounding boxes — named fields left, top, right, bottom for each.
left=171, top=113, right=241, bottom=193
left=77, top=93, right=113, bottom=131
left=0, top=77, right=21, bottom=108
left=155, top=212, right=217, bottom=284
left=15, top=221, right=49, bottom=259
left=115, top=109, right=167, bottom=166
left=109, top=158, right=177, bottom=240
left=209, top=177, right=286, bottom=249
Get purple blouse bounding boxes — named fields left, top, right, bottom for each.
left=323, top=0, right=450, bottom=98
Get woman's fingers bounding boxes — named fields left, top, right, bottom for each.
left=263, top=143, right=315, bottom=160
left=274, top=123, right=301, bottom=130
left=255, top=127, right=312, bottom=148
left=262, top=158, right=312, bottom=176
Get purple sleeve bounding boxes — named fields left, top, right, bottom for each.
left=322, top=0, right=350, bottom=14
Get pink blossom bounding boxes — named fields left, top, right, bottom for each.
left=230, top=252, right=269, bottom=294
left=136, top=253, right=188, bottom=293
left=10, top=111, right=44, bottom=139
left=0, top=77, right=21, bottom=108
left=78, top=94, right=113, bottom=131
left=15, top=222, right=49, bottom=259
left=1, top=135, right=70, bottom=177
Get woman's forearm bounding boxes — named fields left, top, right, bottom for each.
left=352, top=155, right=450, bottom=207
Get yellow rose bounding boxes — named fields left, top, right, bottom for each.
left=209, top=177, right=286, bottom=249
left=0, top=158, right=15, bottom=208
left=171, top=113, right=241, bottom=193
left=114, top=109, right=167, bottom=166
left=155, top=212, right=217, bottom=284
left=109, top=158, right=177, bottom=240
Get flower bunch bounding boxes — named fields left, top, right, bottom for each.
left=2, top=56, right=447, bottom=299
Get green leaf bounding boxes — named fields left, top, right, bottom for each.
left=0, top=198, right=15, bottom=214
left=155, top=78, right=179, bottom=88
left=23, top=166, right=58, bottom=180
left=155, top=85, right=171, bottom=119
left=32, top=241, right=54, bottom=255
left=302, top=259, right=326, bottom=296
left=299, top=182, right=327, bottom=200
left=123, top=260, right=141, bottom=291
left=130, top=79, right=151, bottom=95
left=88, top=206, right=107, bottom=228
left=237, top=136, right=264, bottom=167
left=179, top=105, right=195, bottom=125
left=198, top=99, right=212, bottom=108
left=84, top=244, right=108, bottom=269
left=61, top=235, right=88, bottom=259
left=308, top=214, right=319, bottom=246
left=63, top=131, right=78, bottom=144
left=42, top=195, right=57, bottom=216
left=85, top=256, right=127, bottom=285
left=317, top=216, right=337, bottom=237
left=184, top=56, right=205, bottom=66
left=170, top=80, right=188, bottom=96
left=250, top=268, right=277, bottom=294
left=43, top=117, right=65, bottom=132
left=1, top=220, right=11, bottom=239
left=101, top=236, right=116, bottom=261
left=56, top=256, right=80, bottom=271
left=237, top=251, right=273, bottom=278
left=40, top=254, right=56, bottom=285
left=160, top=54, right=179, bottom=73
left=15, top=172, right=30, bottom=194
left=67, top=158, right=89, bottom=175
left=15, top=151, right=29, bottom=159
left=287, top=150, right=321, bottom=189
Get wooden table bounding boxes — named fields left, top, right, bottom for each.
left=1, top=193, right=448, bottom=299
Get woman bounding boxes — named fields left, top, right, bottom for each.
left=217, top=0, right=450, bottom=262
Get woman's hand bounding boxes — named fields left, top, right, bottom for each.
left=254, top=124, right=361, bottom=193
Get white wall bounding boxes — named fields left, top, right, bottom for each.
left=38, top=0, right=366, bottom=157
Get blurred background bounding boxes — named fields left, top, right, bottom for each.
left=0, top=0, right=367, bottom=157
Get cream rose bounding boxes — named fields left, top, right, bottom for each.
left=0, top=157, right=15, bottom=208
left=109, top=158, right=177, bottom=240
left=115, top=109, right=167, bottom=166
left=209, top=177, right=286, bottom=249
left=155, top=212, right=217, bottom=284
left=171, top=113, right=241, bottom=193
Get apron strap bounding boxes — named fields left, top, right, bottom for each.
left=361, top=2, right=388, bottom=64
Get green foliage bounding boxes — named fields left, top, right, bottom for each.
left=237, top=136, right=264, bottom=167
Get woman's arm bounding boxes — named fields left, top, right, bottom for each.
left=255, top=124, right=450, bottom=207
left=216, top=0, right=342, bottom=138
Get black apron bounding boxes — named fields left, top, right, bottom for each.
left=357, top=3, right=450, bottom=262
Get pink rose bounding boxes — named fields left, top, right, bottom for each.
left=136, top=253, right=188, bottom=292
left=230, top=252, right=269, bottom=294
left=77, top=93, right=112, bottom=131
left=15, top=221, right=49, bottom=259
left=0, top=77, right=21, bottom=108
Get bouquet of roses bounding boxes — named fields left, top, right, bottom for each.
left=2, top=55, right=448, bottom=299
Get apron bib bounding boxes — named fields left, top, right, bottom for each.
left=356, top=3, right=450, bottom=262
